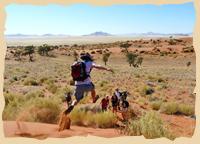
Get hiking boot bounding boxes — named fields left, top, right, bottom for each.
left=93, top=95, right=99, bottom=103
left=64, top=105, right=74, bottom=114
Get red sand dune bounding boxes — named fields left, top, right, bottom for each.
left=3, top=121, right=122, bottom=139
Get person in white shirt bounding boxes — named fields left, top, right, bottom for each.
left=65, top=53, right=113, bottom=114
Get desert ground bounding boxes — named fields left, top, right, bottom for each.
left=3, top=36, right=196, bottom=140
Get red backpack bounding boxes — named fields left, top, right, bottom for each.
left=71, top=61, right=89, bottom=81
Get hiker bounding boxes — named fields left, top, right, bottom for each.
left=111, top=93, right=119, bottom=113
left=122, top=91, right=128, bottom=100
left=121, top=100, right=129, bottom=121
left=121, top=100, right=129, bottom=111
left=64, top=92, right=72, bottom=108
left=100, top=96, right=110, bottom=111
left=65, top=53, right=113, bottom=114
left=114, top=88, right=121, bottom=110
left=114, top=88, right=121, bottom=100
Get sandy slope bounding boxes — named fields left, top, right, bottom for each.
left=3, top=121, right=122, bottom=139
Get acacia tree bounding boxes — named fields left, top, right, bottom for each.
left=120, top=42, right=132, bottom=52
left=134, top=56, right=143, bottom=67
left=38, top=44, right=52, bottom=56
left=13, top=49, right=23, bottom=61
left=24, top=45, right=35, bottom=62
left=102, top=53, right=111, bottom=65
left=126, top=52, right=138, bottom=67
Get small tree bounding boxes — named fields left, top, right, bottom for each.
left=134, top=56, right=143, bottom=67
left=102, top=53, right=111, bottom=65
left=13, top=49, right=23, bottom=61
left=24, top=45, right=35, bottom=62
left=38, top=44, right=52, bottom=56
left=120, top=42, right=132, bottom=52
left=126, top=52, right=138, bottom=67
left=38, top=45, right=45, bottom=56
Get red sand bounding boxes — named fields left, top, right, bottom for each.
left=3, top=121, right=122, bottom=139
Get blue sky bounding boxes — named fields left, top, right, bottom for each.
left=5, top=2, right=195, bottom=35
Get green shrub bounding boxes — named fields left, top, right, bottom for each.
left=70, top=107, right=117, bottom=128
left=178, top=104, right=194, bottom=116
left=124, top=111, right=174, bottom=139
left=17, top=97, right=61, bottom=123
left=124, top=120, right=141, bottom=136
left=94, top=111, right=117, bottom=128
left=25, top=90, right=45, bottom=100
left=12, top=76, right=18, bottom=81
left=70, top=108, right=87, bottom=126
left=23, top=78, right=38, bottom=86
left=140, top=86, right=154, bottom=96
left=150, top=101, right=163, bottom=110
left=3, top=93, right=26, bottom=120
left=160, top=102, right=195, bottom=116
left=39, top=77, right=49, bottom=84
left=160, top=102, right=179, bottom=115
left=46, top=83, right=58, bottom=94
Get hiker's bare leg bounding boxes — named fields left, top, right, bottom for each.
left=91, top=89, right=96, bottom=102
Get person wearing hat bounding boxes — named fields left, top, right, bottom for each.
left=65, top=53, right=113, bottom=114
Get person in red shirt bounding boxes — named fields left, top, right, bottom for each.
left=100, top=96, right=109, bottom=111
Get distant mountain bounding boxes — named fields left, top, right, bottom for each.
left=5, top=32, right=191, bottom=38
left=83, top=31, right=112, bottom=36
left=6, top=33, right=71, bottom=38
left=6, top=34, right=38, bottom=37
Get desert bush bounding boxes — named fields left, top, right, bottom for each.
left=124, top=119, right=141, bottom=136
left=13, top=49, right=23, bottom=61
left=160, top=102, right=179, bottom=114
left=3, top=93, right=26, bottom=120
left=4, top=93, right=25, bottom=107
left=91, top=51, right=96, bottom=54
left=12, top=76, right=18, bottom=81
left=178, top=104, right=194, bottom=116
left=120, top=43, right=132, bottom=49
left=39, top=77, right=49, bottom=84
left=55, top=86, right=73, bottom=102
left=70, top=108, right=87, bottom=126
left=46, top=83, right=58, bottom=94
left=160, top=102, right=194, bottom=116
left=182, top=46, right=194, bottom=53
left=134, top=56, right=143, bottom=67
left=157, top=77, right=165, bottom=83
left=140, top=86, right=154, bottom=96
left=124, top=111, right=174, bottom=139
left=150, top=101, right=163, bottom=110
left=25, top=90, right=45, bottom=100
left=17, top=97, right=61, bottom=123
left=23, top=78, right=39, bottom=86
left=24, top=45, right=35, bottom=62
left=96, top=49, right=103, bottom=54
left=156, top=83, right=168, bottom=90
left=94, top=111, right=117, bottom=128
left=3, top=92, right=61, bottom=123
left=102, top=53, right=111, bottom=65
left=126, top=52, right=138, bottom=67
left=38, top=44, right=53, bottom=56
left=168, top=39, right=176, bottom=45
left=70, top=107, right=117, bottom=128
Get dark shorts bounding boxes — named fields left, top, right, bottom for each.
left=74, top=82, right=95, bottom=102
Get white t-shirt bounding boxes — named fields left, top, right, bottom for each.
left=115, top=91, right=121, bottom=100
left=75, top=61, right=96, bottom=85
